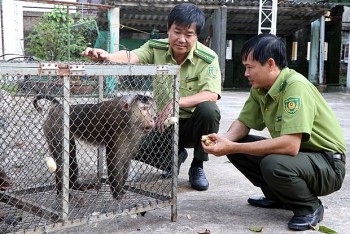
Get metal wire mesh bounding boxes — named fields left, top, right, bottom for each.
left=0, top=61, right=180, bottom=233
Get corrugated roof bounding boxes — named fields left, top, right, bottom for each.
left=107, top=0, right=334, bottom=36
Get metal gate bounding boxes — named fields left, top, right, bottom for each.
left=0, top=62, right=180, bottom=233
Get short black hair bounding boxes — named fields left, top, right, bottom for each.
left=167, top=3, right=205, bottom=36
left=241, top=33, right=287, bottom=69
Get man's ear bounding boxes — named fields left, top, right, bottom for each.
left=267, top=58, right=276, bottom=70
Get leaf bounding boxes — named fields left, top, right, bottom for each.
left=318, top=225, right=337, bottom=234
left=15, top=142, right=24, bottom=148
left=249, top=226, right=263, bottom=232
left=14, top=164, right=24, bottom=169
left=198, top=229, right=210, bottom=234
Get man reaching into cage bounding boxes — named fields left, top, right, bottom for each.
left=82, top=3, right=221, bottom=191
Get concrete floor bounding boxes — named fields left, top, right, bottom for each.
left=53, top=91, right=350, bottom=234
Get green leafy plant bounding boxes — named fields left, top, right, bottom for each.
left=25, top=6, right=98, bottom=61
left=0, top=83, right=18, bottom=94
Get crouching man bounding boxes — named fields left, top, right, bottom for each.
left=202, top=33, right=346, bottom=231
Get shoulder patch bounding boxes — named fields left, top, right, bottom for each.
left=208, top=66, right=219, bottom=79
left=149, top=39, right=169, bottom=50
left=194, top=49, right=215, bottom=63
left=284, top=96, right=301, bottom=115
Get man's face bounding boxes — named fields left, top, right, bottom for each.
left=168, top=23, right=198, bottom=57
left=242, top=53, right=272, bottom=90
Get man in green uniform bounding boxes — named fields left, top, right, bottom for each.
left=202, top=34, right=346, bottom=231
left=82, top=3, right=221, bottom=191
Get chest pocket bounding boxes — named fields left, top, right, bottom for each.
left=185, top=76, right=199, bottom=92
left=275, top=116, right=282, bottom=132
left=272, top=103, right=284, bottom=137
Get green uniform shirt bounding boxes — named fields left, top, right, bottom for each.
left=133, top=38, right=222, bottom=118
left=238, top=67, right=346, bottom=155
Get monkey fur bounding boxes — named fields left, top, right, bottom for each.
left=0, top=168, right=12, bottom=191
left=33, top=94, right=155, bottom=200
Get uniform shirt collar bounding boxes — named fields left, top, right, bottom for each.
left=266, top=67, right=290, bottom=102
left=166, top=41, right=197, bottom=65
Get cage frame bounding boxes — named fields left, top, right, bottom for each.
left=0, top=61, right=180, bottom=233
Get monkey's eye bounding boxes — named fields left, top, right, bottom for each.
left=141, top=105, right=150, bottom=111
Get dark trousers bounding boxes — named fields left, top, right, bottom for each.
left=134, top=101, right=220, bottom=170
left=227, top=135, right=346, bottom=216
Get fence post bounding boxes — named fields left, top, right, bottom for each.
left=62, top=74, right=70, bottom=220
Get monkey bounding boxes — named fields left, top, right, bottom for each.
left=33, top=94, right=155, bottom=200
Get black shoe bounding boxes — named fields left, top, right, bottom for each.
left=188, top=167, right=209, bottom=191
left=288, top=203, right=324, bottom=231
left=248, top=195, right=290, bottom=210
left=161, top=148, right=188, bottom=179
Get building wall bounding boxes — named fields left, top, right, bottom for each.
left=1, top=0, right=24, bottom=59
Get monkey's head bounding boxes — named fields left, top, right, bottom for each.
left=120, top=94, right=155, bottom=134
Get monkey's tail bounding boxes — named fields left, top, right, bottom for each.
left=33, top=94, right=61, bottom=113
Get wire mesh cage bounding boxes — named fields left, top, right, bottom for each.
left=0, top=61, right=180, bottom=233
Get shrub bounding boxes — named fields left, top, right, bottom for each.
left=25, top=6, right=98, bottom=61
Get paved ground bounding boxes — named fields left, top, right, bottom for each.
left=55, top=90, right=350, bottom=234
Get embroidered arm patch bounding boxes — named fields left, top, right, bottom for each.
left=284, top=96, right=301, bottom=115
left=208, top=66, right=219, bottom=79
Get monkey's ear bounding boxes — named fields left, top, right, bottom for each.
left=120, top=95, right=133, bottom=111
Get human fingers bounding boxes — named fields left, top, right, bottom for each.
left=82, top=48, right=105, bottom=62
left=201, top=134, right=216, bottom=147
left=81, top=47, right=100, bottom=62
left=93, top=48, right=104, bottom=56
left=201, top=140, right=218, bottom=156
left=81, top=47, right=93, bottom=56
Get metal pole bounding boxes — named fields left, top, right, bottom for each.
left=62, top=75, right=70, bottom=220
left=308, top=19, right=320, bottom=85
left=109, top=7, right=120, bottom=53
left=319, top=15, right=325, bottom=85
left=97, top=76, right=104, bottom=186
left=271, top=0, right=277, bottom=35
left=67, top=6, right=70, bottom=61
left=258, top=0, right=263, bottom=34
left=171, top=69, right=180, bottom=222
left=347, top=34, right=350, bottom=92
left=258, top=0, right=277, bottom=35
